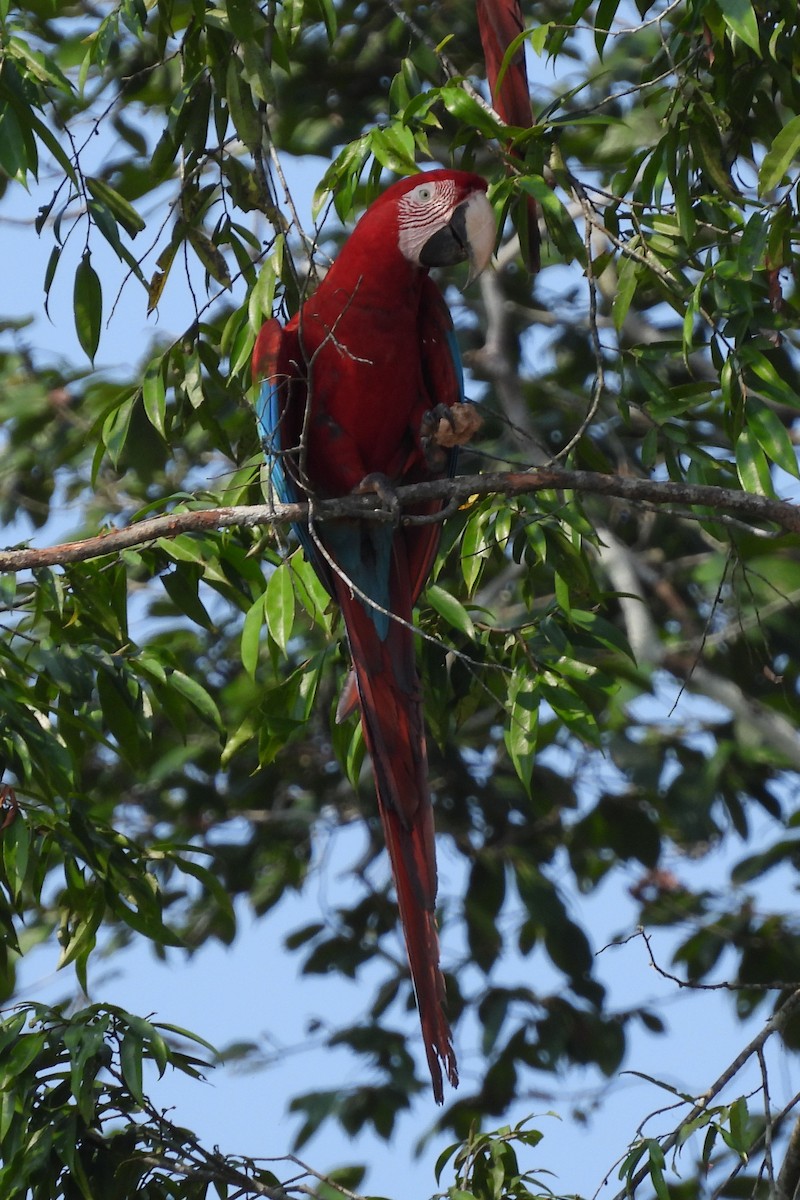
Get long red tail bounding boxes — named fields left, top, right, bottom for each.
left=333, top=559, right=457, bottom=1103
left=476, top=0, right=540, bottom=272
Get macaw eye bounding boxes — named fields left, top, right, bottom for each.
left=412, top=183, right=434, bottom=204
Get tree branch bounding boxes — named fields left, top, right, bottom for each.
left=776, top=1109, right=800, bottom=1200
left=1, top=469, right=799, bottom=573
left=610, top=988, right=800, bottom=1200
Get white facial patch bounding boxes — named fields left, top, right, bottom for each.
left=397, top=179, right=459, bottom=264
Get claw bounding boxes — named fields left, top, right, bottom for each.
left=421, top=402, right=484, bottom=469
left=354, top=472, right=400, bottom=522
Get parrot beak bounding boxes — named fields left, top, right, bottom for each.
left=461, top=189, right=496, bottom=287
left=419, top=190, right=495, bottom=285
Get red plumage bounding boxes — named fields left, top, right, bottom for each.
left=253, top=170, right=495, bottom=1101
left=476, top=0, right=541, bottom=271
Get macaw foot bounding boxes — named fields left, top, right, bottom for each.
left=421, top=402, right=484, bottom=468
left=354, top=472, right=400, bottom=522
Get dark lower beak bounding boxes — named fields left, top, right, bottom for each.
left=418, top=191, right=495, bottom=284
left=419, top=203, right=471, bottom=269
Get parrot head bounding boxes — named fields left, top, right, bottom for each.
left=393, top=169, right=495, bottom=284
left=336, top=169, right=495, bottom=288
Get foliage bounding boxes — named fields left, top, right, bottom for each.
left=1, top=0, right=800, bottom=1195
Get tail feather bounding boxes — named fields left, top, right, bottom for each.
left=476, top=0, right=540, bottom=272
left=334, top=567, right=457, bottom=1102
left=379, top=801, right=458, bottom=1103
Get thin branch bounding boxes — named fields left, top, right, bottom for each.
left=638, top=926, right=800, bottom=993
left=2, top=468, right=799, bottom=573
left=550, top=187, right=605, bottom=462
left=776, top=1109, right=800, bottom=1200
left=610, top=988, right=800, bottom=1200
left=758, top=1044, right=776, bottom=1194
left=609, top=928, right=800, bottom=995
left=715, top=1091, right=800, bottom=1200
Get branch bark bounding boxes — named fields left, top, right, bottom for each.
left=610, top=989, right=800, bottom=1200
left=1, top=468, right=798, bottom=573
left=777, top=1110, right=800, bottom=1200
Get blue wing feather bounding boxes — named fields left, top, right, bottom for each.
left=253, top=291, right=470, bottom=644
left=256, top=377, right=292, bottom=507
left=256, top=370, right=330, bottom=584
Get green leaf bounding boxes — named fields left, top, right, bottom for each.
left=225, top=54, right=261, bottom=148
left=460, top=508, right=489, bottom=594
left=142, top=356, right=167, bottom=438
left=161, top=563, right=215, bottom=631
left=119, top=1030, right=145, bottom=1103
left=248, top=238, right=284, bottom=331
left=29, top=109, right=78, bottom=186
left=97, top=667, right=144, bottom=765
left=529, top=22, right=552, bottom=55
left=184, top=347, right=205, bottom=408
left=504, top=669, right=539, bottom=794
left=2, top=815, right=30, bottom=902
left=745, top=349, right=800, bottom=408
left=737, top=211, right=768, bottom=278
left=747, top=404, right=799, bottom=478
left=265, top=562, right=295, bottom=655
left=735, top=428, right=775, bottom=496
left=154, top=1021, right=217, bottom=1057
left=43, top=243, right=61, bottom=315
left=73, top=252, right=102, bottom=362
left=0, top=103, right=28, bottom=180
left=291, top=550, right=333, bottom=633
left=100, top=391, right=136, bottom=469
left=718, top=0, right=761, bottom=53
left=85, top=175, right=145, bottom=236
left=425, top=584, right=475, bottom=639
left=440, top=86, right=505, bottom=139
left=570, top=608, right=636, bottom=659
left=595, top=0, right=622, bottom=56
left=10, top=34, right=72, bottom=92
left=148, top=236, right=180, bottom=313
left=311, top=0, right=337, bottom=41
left=312, top=134, right=370, bottom=221
left=369, top=124, right=418, bottom=174
left=435, top=1140, right=461, bottom=1184
left=187, top=226, right=232, bottom=289
left=647, top=1145, right=669, bottom=1200
left=759, top=114, right=800, bottom=194
left=167, top=670, right=223, bottom=732
left=726, top=1095, right=750, bottom=1155
left=693, top=122, right=738, bottom=200
left=612, top=252, right=638, bottom=331
left=241, top=593, right=266, bottom=679
left=673, top=152, right=694, bottom=244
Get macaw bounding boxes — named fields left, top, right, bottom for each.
left=252, top=170, right=495, bottom=1102
left=476, top=0, right=540, bottom=271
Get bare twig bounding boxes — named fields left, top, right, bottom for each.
left=551, top=188, right=605, bottom=462
left=639, top=927, right=799, bottom=992
left=758, top=1045, right=776, bottom=1193
left=776, top=1110, right=800, bottom=1200
left=610, top=988, right=800, bottom=1200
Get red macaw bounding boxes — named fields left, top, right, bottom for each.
left=476, top=0, right=540, bottom=271
left=252, top=170, right=494, bottom=1102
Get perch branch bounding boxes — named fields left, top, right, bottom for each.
left=1, top=468, right=799, bottom=573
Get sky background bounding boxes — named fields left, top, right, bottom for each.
left=2, top=20, right=799, bottom=1200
